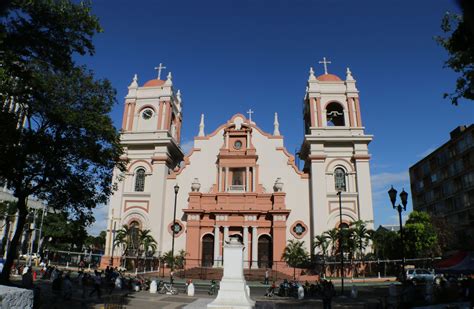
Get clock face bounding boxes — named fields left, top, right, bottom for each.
left=234, top=140, right=242, bottom=150
left=142, top=109, right=153, bottom=120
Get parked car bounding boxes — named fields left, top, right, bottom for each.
left=405, top=268, right=436, bottom=284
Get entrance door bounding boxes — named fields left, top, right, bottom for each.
left=258, top=235, right=273, bottom=268
left=201, top=234, right=214, bottom=267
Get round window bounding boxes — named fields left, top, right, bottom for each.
left=293, top=223, right=305, bottom=235
left=172, top=222, right=182, bottom=234
left=234, top=140, right=243, bottom=150
left=142, top=109, right=153, bottom=120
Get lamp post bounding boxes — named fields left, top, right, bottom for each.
left=336, top=190, right=345, bottom=296
left=334, top=168, right=347, bottom=296
left=170, top=184, right=179, bottom=285
left=388, top=186, right=408, bottom=281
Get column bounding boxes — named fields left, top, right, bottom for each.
left=245, top=167, right=250, bottom=192
left=243, top=226, right=249, bottom=268
left=222, top=226, right=229, bottom=266
left=252, top=166, right=256, bottom=192
left=251, top=226, right=258, bottom=269
left=213, top=225, right=220, bottom=267
left=223, top=226, right=229, bottom=244
left=225, top=167, right=229, bottom=191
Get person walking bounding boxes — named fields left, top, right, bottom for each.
left=89, top=270, right=102, bottom=299
left=264, top=269, right=269, bottom=285
left=321, top=280, right=335, bottom=309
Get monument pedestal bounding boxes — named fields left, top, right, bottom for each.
left=207, top=237, right=255, bottom=309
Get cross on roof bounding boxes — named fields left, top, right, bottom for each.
left=246, top=109, right=254, bottom=122
left=318, top=57, right=332, bottom=75
left=154, top=63, right=167, bottom=80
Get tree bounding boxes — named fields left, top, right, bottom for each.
left=113, top=225, right=134, bottom=257
left=403, top=211, right=440, bottom=258
left=436, top=0, right=474, bottom=105
left=0, top=201, right=17, bottom=256
left=282, top=240, right=309, bottom=280
left=351, top=220, right=372, bottom=260
left=324, top=228, right=340, bottom=257
left=0, top=0, right=124, bottom=283
left=138, top=229, right=157, bottom=257
left=371, top=228, right=400, bottom=260
left=41, top=212, right=90, bottom=252
left=313, top=234, right=329, bottom=276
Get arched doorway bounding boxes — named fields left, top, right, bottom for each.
left=201, top=234, right=214, bottom=267
left=258, top=235, right=273, bottom=268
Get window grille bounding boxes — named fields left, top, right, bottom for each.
left=135, top=168, right=146, bottom=192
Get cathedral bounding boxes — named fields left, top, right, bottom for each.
left=102, top=62, right=374, bottom=269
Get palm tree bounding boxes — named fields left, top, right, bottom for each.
left=313, top=234, right=329, bottom=277
left=138, top=229, right=157, bottom=257
left=282, top=240, right=309, bottom=280
left=175, top=249, right=187, bottom=269
left=113, top=225, right=132, bottom=256
left=324, top=228, right=339, bottom=257
left=351, top=220, right=372, bottom=277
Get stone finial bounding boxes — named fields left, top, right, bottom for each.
left=309, top=67, right=316, bottom=81
left=273, top=177, right=284, bottom=192
left=273, top=112, right=280, bottom=136
left=165, top=71, right=173, bottom=86
left=198, top=114, right=205, bottom=137
left=191, top=178, right=201, bottom=192
left=346, top=67, right=354, bottom=81
left=129, top=74, right=138, bottom=88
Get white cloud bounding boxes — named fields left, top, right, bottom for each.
left=371, top=171, right=409, bottom=190
left=87, top=205, right=109, bottom=236
left=180, top=139, right=194, bottom=154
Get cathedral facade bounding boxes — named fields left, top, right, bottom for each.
left=102, top=65, right=374, bottom=269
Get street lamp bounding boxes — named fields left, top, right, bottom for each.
left=170, top=184, right=179, bottom=285
left=334, top=168, right=347, bottom=296
left=388, top=186, right=408, bottom=281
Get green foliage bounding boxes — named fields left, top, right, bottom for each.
left=313, top=234, right=329, bottom=258
left=404, top=211, right=439, bottom=258
left=113, top=225, right=157, bottom=258
left=0, top=0, right=125, bottom=283
left=371, top=228, right=401, bottom=260
left=351, top=220, right=372, bottom=260
left=435, top=6, right=474, bottom=105
left=85, top=230, right=106, bottom=251
left=282, top=240, right=309, bottom=267
left=41, top=211, right=89, bottom=251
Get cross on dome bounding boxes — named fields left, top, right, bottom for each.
left=246, top=109, right=254, bottom=122
left=154, top=63, right=167, bottom=80
left=318, top=57, right=332, bottom=75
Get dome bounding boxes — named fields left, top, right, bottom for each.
left=317, top=74, right=342, bottom=82
left=143, top=79, right=166, bottom=87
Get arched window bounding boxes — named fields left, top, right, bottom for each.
left=134, top=168, right=146, bottom=192
left=326, top=102, right=345, bottom=126
left=129, top=221, right=140, bottom=254
left=334, top=167, right=347, bottom=192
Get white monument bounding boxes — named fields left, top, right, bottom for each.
left=207, top=237, right=255, bottom=309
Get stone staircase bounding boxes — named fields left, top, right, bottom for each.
left=175, top=267, right=294, bottom=282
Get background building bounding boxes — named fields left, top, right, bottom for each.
left=409, top=125, right=474, bottom=250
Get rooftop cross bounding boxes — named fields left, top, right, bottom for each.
left=318, top=57, right=332, bottom=75
left=246, top=109, right=254, bottom=122
left=154, top=63, right=167, bottom=80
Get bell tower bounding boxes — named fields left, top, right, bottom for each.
left=299, top=60, right=374, bottom=245
left=103, top=68, right=184, bottom=264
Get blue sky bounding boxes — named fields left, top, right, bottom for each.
left=85, top=0, right=474, bottom=235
